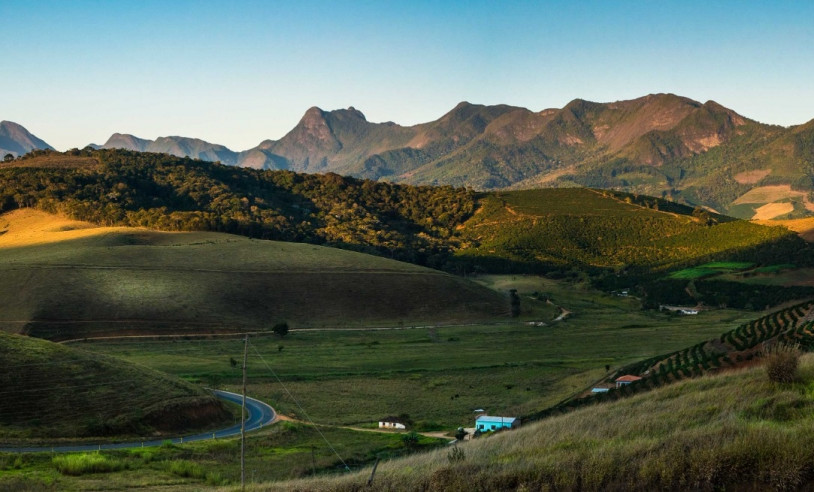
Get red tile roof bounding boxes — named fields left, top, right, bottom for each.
left=615, top=375, right=643, bottom=382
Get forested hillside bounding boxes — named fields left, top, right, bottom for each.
left=1, top=148, right=473, bottom=267
left=1, top=148, right=808, bottom=281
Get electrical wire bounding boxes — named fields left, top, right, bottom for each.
left=249, top=341, right=350, bottom=472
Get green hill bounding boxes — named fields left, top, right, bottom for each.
left=452, top=188, right=803, bottom=274
left=0, top=209, right=508, bottom=340
left=0, top=331, right=229, bottom=440
left=3, top=149, right=807, bottom=279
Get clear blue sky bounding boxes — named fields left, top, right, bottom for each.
left=3, top=0, right=814, bottom=150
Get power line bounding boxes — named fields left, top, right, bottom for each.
left=249, top=341, right=350, bottom=472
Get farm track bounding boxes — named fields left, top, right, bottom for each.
left=54, top=322, right=511, bottom=344
left=0, top=264, right=443, bottom=275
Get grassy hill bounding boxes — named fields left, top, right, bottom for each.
left=0, top=209, right=508, bottom=340
left=0, top=331, right=229, bottom=441
left=257, top=353, right=814, bottom=491
left=453, top=188, right=803, bottom=273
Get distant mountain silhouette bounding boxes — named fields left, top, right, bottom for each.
left=0, top=121, right=53, bottom=158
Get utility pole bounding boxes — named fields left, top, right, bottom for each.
left=310, top=445, right=317, bottom=476
left=241, top=335, right=248, bottom=491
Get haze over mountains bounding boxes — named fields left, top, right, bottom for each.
left=7, top=93, right=814, bottom=219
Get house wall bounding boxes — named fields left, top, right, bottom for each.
left=378, top=421, right=406, bottom=429
left=476, top=418, right=517, bottom=431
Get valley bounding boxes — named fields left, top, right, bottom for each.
left=2, top=137, right=814, bottom=491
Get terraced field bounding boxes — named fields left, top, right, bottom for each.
left=537, top=300, right=814, bottom=417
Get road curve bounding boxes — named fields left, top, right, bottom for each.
left=0, top=390, right=275, bottom=453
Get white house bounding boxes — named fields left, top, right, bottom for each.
left=378, top=416, right=406, bottom=430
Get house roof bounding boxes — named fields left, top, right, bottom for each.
left=615, top=375, right=643, bottom=382
left=379, top=416, right=403, bottom=423
left=476, top=415, right=517, bottom=424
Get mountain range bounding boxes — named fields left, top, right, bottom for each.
left=7, top=93, right=814, bottom=219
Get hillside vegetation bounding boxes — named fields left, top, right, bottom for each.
left=454, top=188, right=804, bottom=274
left=2, top=149, right=807, bottom=279
left=0, top=331, right=229, bottom=441
left=0, top=209, right=507, bottom=340
left=254, top=354, right=814, bottom=491
left=528, top=301, right=814, bottom=420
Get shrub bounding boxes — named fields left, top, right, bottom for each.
left=52, top=453, right=125, bottom=476
left=765, top=344, right=801, bottom=383
left=167, top=460, right=206, bottom=479
left=447, top=445, right=465, bottom=464
left=401, top=432, right=420, bottom=448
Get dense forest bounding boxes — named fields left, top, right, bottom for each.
left=1, top=148, right=474, bottom=267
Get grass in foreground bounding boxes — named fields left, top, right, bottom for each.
left=253, top=354, right=814, bottom=491
left=0, top=422, right=444, bottom=490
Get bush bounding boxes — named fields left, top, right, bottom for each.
left=167, top=459, right=206, bottom=479
left=401, top=432, right=420, bottom=448
left=272, top=322, right=289, bottom=337
left=447, top=445, right=465, bottom=464
left=765, top=344, right=801, bottom=383
left=52, top=453, right=125, bottom=476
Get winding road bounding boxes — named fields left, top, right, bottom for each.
left=0, top=390, right=275, bottom=453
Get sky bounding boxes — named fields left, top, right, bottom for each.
left=2, top=0, right=814, bottom=151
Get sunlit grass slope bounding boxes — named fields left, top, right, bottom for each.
left=755, top=216, right=814, bottom=242
left=455, top=188, right=800, bottom=271
left=0, top=210, right=508, bottom=340
left=255, top=355, right=814, bottom=491
left=0, top=331, right=229, bottom=441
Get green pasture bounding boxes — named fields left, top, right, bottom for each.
left=719, top=266, right=814, bottom=287
left=0, top=226, right=507, bottom=339
left=76, top=275, right=765, bottom=431
left=668, top=261, right=755, bottom=279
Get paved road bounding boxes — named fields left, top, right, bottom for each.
left=0, top=390, right=275, bottom=453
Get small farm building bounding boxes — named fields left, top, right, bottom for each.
left=615, top=375, right=642, bottom=388
left=378, top=416, right=406, bottom=430
left=476, top=415, right=520, bottom=432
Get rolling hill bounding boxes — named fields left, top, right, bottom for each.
left=452, top=188, right=803, bottom=273
left=1, top=149, right=808, bottom=284
left=0, top=330, right=229, bottom=440
left=0, top=209, right=509, bottom=340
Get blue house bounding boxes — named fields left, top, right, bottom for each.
left=476, top=415, right=520, bottom=432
